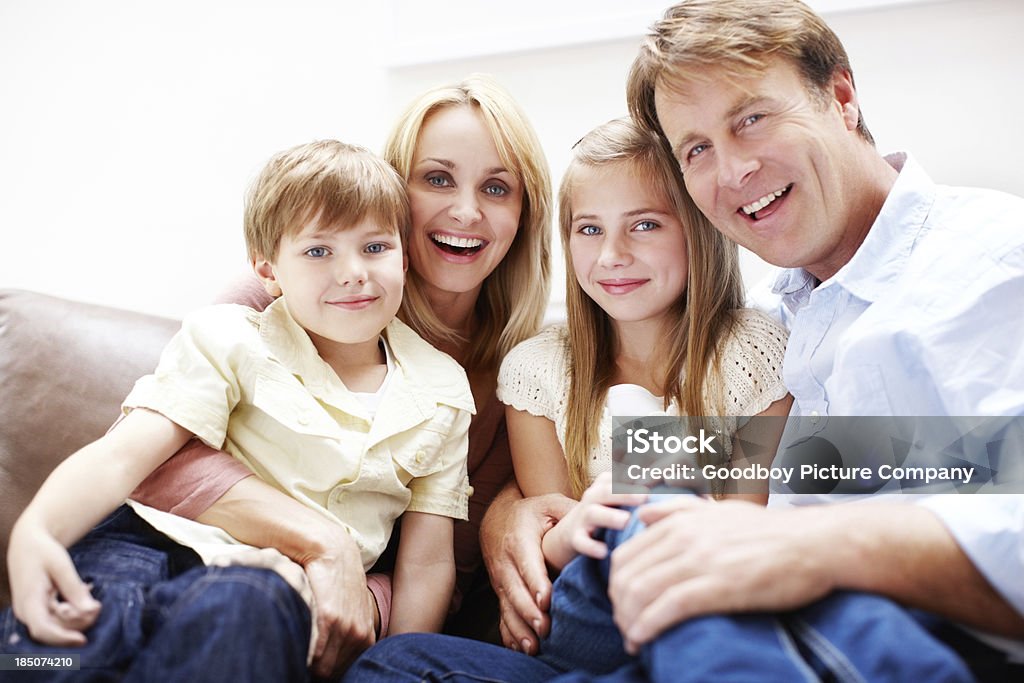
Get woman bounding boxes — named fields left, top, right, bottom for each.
left=130, top=74, right=552, bottom=678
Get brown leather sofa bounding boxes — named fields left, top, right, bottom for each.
left=0, top=289, right=180, bottom=609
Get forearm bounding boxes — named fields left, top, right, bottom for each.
left=195, top=475, right=354, bottom=565
left=389, top=556, right=455, bottom=634
left=815, top=502, right=1024, bottom=637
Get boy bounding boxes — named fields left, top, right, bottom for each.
left=3, top=140, right=473, bottom=680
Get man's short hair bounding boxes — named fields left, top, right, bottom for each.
left=627, top=0, right=873, bottom=144
left=245, top=140, right=409, bottom=261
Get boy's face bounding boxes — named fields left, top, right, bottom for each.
left=255, top=216, right=406, bottom=354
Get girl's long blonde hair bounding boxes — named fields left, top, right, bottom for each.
left=560, top=118, right=743, bottom=497
left=383, top=74, right=553, bottom=372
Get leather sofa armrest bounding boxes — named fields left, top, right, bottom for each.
left=0, top=289, right=179, bottom=609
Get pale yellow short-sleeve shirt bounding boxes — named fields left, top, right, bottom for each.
left=124, top=299, right=475, bottom=570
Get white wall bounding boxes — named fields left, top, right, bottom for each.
left=2, top=0, right=1021, bottom=318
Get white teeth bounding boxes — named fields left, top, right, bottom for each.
left=432, top=234, right=484, bottom=248
left=741, top=187, right=787, bottom=215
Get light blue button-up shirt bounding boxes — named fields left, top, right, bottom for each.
left=753, top=153, right=1024, bottom=658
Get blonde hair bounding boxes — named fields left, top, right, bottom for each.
left=627, top=0, right=873, bottom=144
left=383, top=74, right=552, bottom=371
left=245, top=139, right=409, bottom=261
left=560, top=118, right=743, bottom=497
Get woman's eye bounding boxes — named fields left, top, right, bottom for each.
left=365, top=242, right=388, bottom=254
left=305, top=246, right=329, bottom=258
left=483, top=184, right=508, bottom=197
left=426, top=174, right=452, bottom=188
left=634, top=220, right=658, bottom=232
left=578, top=225, right=601, bottom=236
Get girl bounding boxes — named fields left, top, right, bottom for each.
left=498, top=117, right=791, bottom=573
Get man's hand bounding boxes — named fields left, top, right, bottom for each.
left=480, top=485, right=573, bottom=655
left=299, top=532, right=376, bottom=679
left=7, top=519, right=101, bottom=646
left=608, top=496, right=833, bottom=653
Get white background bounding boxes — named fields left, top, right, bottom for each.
left=2, top=0, right=1021, bottom=319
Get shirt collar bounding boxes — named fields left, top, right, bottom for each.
left=773, top=152, right=936, bottom=306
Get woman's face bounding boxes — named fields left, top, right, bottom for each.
left=406, top=105, right=523, bottom=300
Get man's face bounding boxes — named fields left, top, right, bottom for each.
left=654, top=56, right=868, bottom=281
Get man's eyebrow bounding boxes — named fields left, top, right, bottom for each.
left=670, top=94, right=771, bottom=159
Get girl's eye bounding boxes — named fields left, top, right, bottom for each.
left=305, top=246, right=329, bottom=258
left=578, top=225, right=601, bottom=236
left=483, top=183, right=508, bottom=197
left=426, top=174, right=452, bottom=188
left=365, top=242, right=388, bottom=254
left=633, top=220, right=658, bottom=232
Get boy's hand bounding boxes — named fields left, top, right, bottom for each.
left=8, top=520, right=101, bottom=645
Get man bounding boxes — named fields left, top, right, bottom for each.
left=346, top=1, right=1024, bottom=679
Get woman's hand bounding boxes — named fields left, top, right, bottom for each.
left=542, top=473, right=648, bottom=570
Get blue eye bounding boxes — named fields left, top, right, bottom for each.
left=742, top=113, right=764, bottom=127
left=634, top=220, right=658, bottom=232
left=365, top=242, right=388, bottom=254
left=305, top=246, right=329, bottom=258
left=426, top=174, right=452, bottom=188
left=483, top=184, right=508, bottom=197
left=578, top=225, right=601, bottom=236
left=687, top=143, right=708, bottom=160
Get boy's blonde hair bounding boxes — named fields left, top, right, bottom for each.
left=245, top=139, right=410, bottom=261
left=383, top=74, right=552, bottom=372
left=559, top=118, right=743, bottom=498
left=627, top=0, right=873, bottom=144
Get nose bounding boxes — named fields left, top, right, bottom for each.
left=716, top=143, right=760, bottom=190
left=597, top=231, right=632, bottom=269
left=336, top=254, right=367, bottom=286
left=448, top=187, right=482, bottom=225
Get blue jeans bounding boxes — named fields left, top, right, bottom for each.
left=345, top=504, right=992, bottom=682
left=1, top=505, right=311, bottom=682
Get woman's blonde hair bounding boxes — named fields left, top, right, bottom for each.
left=383, top=74, right=552, bottom=372
left=560, top=118, right=743, bottom=497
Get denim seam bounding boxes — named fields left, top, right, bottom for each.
left=774, top=619, right=823, bottom=683
left=788, top=616, right=867, bottom=683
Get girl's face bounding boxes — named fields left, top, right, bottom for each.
left=406, top=105, right=523, bottom=300
left=568, top=162, right=689, bottom=331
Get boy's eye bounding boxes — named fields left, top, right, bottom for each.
left=633, top=220, right=658, bottom=232
left=578, top=225, right=601, bottom=236
left=305, top=246, right=330, bottom=258
left=365, top=242, right=389, bottom=254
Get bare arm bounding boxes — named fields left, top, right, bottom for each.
left=8, top=409, right=192, bottom=645
left=194, top=475, right=375, bottom=679
left=388, top=512, right=455, bottom=634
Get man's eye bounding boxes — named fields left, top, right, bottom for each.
left=305, top=247, right=329, bottom=258
left=365, top=242, right=388, bottom=254
left=578, top=225, right=601, bottom=236
left=687, top=143, right=708, bottom=160
left=742, top=113, right=764, bottom=127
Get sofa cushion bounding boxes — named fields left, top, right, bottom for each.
left=0, top=289, right=179, bottom=608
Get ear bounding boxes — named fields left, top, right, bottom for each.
left=830, top=68, right=860, bottom=132
left=253, top=258, right=283, bottom=297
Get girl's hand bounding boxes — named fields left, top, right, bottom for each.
left=7, top=519, right=100, bottom=646
left=542, top=473, right=648, bottom=570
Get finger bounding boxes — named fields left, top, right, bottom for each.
left=509, top=533, right=552, bottom=616
left=51, top=598, right=99, bottom=632
left=622, top=576, right=721, bottom=649
left=583, top=505, right=633, bottom=532
left=571, top=528, right=609, bottom=560
left=22, top=601, right=88, bottom=647
left=635, top=494, right=707, bottom=525
left=498, top=594, right=541, bottom=655
left=47, top=555, right=100, bottom=617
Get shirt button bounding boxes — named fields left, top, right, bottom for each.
left=297, top=414, right=310, bottom=426
left=415, top=450, right=425, bottom=464
left=810, top=410, right=820, bottom=425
